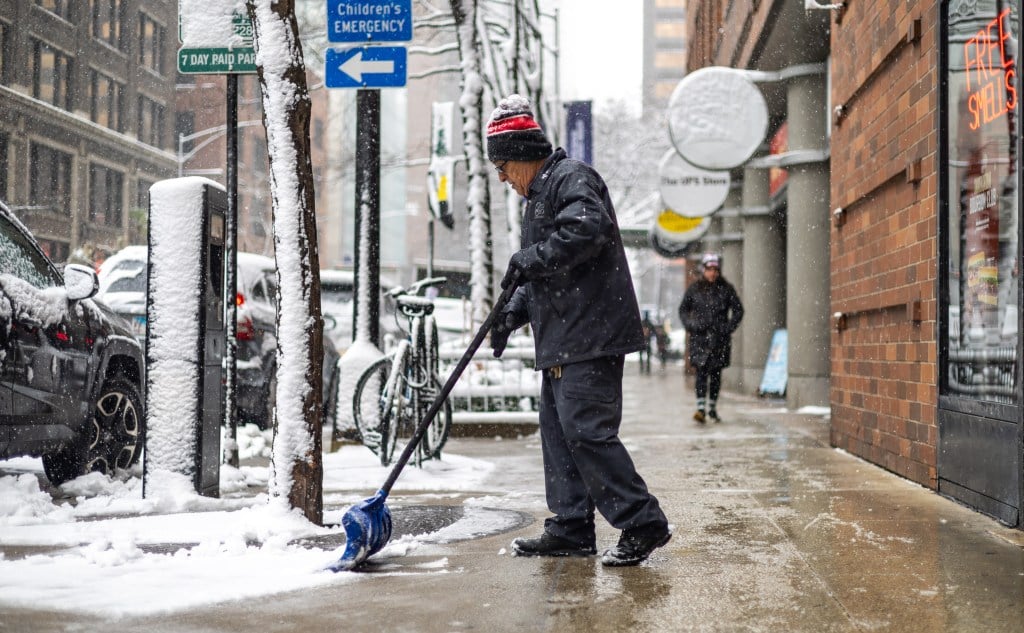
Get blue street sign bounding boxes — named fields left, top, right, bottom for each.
left=327, top=0, right=413, bottom=43
left=325, top=46, right=407, bottom=88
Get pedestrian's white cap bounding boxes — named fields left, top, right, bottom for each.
left=701, top=253, right=721, bottom=269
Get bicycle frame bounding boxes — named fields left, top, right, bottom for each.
left=353, top=277, right=452, bottom=466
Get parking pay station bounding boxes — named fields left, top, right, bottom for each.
left=143, top=178, right=226, bottom=498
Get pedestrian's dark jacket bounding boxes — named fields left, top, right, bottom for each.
left=504, top=148, right=645, bottom=370
left=678, top=276, right=743, bottom=371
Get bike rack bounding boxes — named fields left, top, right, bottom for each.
left=437, top=345, right=541, bottom=435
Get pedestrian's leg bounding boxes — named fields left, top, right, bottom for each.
left=537, top=370, right=596, bottom=547
left=552, top=357, right=667, bottom=533
left=693, top=366, right=708, bottom=423
left=707, top=369, right=722, bottom=422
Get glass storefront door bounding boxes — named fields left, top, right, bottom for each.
left=940, top=0, right=1022, bottom=526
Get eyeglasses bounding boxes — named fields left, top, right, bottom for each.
left=494, top=160, right=509, bottom=176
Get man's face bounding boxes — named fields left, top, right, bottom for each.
left=703, top=265, right=720, bottom=282
left=494, top=160, right=531, bottom=197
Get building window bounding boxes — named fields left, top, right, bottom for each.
left=133, top=178, right=153, bottom=241
left=0, top=21, right=9, bottom=85
left=90, top=70, right=122, bottom=132
left=942, top=4, right=1020, bottom=403
left=89, top=163, right=123, bottom=227
left=139, top=13, right=165, bottom=75
left=91, top=0, right=124, bottom=50
left=0, top=133, right=7, bottom=201
left=36, top=239, right=69, bottom=264
left=137, top=95, right=165, bottom=148
left=35, top=1, right=72, bottom=20
left=175, top=111, right=195, bottom=155
left=314, top=120, right=325, bottom=149
left=29, top=143, right=73, bottom=215
left=30, top=39, right=73, bottom=111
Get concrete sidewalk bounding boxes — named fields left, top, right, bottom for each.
left=6, top=364, right=1024, bottom=632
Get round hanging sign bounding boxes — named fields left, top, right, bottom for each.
left=658, top=149, right=730, bottom=218
left=667, top=66, right=769, bottom=170
left=649, top=231, right=698, bottom=259
left=653, top=208, right=711, bottom=245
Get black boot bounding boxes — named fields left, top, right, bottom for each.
left=511, top=532, right=597, bottom=557
left=601, top=527, right=672, bottom=567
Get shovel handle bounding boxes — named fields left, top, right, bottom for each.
left=379, top=271, right=522, bottom=495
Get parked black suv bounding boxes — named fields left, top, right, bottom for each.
left=0, top=201, right=145, bottom=485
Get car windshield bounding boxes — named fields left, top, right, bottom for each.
left=107, top=271, right=147, bottom=294
left=321, top=282, right=353, bottom=304
left=0, top=214, right=60, bottom=289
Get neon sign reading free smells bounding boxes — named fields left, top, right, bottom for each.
left=965, top=8, right=1018, bottom=131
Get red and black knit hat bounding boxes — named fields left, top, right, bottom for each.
left=486, top=94, right=553, bottom=162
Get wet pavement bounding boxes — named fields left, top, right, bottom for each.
left=3, top=363, right=1024, bottom=632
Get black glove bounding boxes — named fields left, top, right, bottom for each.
left=490, top=311, right=516, bottom=358
left=501, top=251, right=528, bottom=290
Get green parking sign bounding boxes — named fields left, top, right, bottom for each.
left=178, top=47, right=257, bottom=74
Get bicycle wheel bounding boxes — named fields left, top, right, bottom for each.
left=352, top=356, right=390, bottom=454
left=419, top=371, right=453, bottom=459
left=421, top=314, right=440, bottom=380
left=353, top=353, right=411, bottom=466
left=413, top=315, right=450, bottom=459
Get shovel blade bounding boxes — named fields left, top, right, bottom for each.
left=327, top=489, right=393, bottom=572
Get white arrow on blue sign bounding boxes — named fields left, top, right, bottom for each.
left=326, top=46, right=407, bottom=88
left=327, top=0, right=413, bottom=43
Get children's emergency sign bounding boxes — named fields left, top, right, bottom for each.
left=327, top=0, right=413, bottom=43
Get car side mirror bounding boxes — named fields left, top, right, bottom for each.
left=64, top=264, right=99, bottom=301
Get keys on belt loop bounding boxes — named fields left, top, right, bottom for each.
left=549, top=366, right=562, bottom=379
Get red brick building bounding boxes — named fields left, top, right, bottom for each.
left=681, top=1, right=1021, bottom=527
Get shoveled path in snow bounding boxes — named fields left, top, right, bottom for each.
left=2, top=363, right=1023, bottom=632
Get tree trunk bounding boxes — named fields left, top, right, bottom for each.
left=450, top=0, right=495, bottom=325
left=246, top=0, right=323, bottom=526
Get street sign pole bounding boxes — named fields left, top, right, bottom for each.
left=177, top=1, right=257, bottom=458
left=225, top=75, right=239, bottom=468
left=326, top=0, right=412, bottom=350
left=353, top=89, right=381, bottom=348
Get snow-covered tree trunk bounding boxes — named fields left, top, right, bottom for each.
left=450, top=0, right=494, bottom=326
left=247, top=0, right=323, bottom=525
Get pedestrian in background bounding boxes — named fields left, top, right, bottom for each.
left=678, top=252, right=744, bottom=423
left=486, top=94, right=671, bottom=567
left=639, top=310, right=656, bottom=374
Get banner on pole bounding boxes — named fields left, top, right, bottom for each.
left=564, top=101, right=593, bottom=165
left=427, top=102, right=456, bottom=229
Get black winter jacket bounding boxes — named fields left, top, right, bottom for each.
left=504, top=149, right=645, bottom=370
left=678, top=277, right=744, bottom=371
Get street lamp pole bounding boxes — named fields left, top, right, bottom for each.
left=177, top=119, right=262, bottom=177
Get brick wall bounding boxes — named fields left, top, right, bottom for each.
left=829, top=1, right=939, bottom=488
left=684, top=0, right=941, bottom=489
left=686, top=1, right=775, bottom=71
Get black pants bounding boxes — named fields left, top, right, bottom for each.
left=538, top=355, right=668, bottom=547
left=695, top=366, right=722, bottom=402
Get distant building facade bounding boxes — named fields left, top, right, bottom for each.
left=643, top=0, right=688, bottom=113
left=174, top=72, right=332, bottom=261
left=0, top=0, right=178, bottom=263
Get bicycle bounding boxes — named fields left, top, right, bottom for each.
left=352, top=277, right=453, bottom=466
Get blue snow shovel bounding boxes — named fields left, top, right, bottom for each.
left=328, top=272, right=521, bottom=572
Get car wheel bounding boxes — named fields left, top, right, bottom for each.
left=42, top=372, right=143, bottom=486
